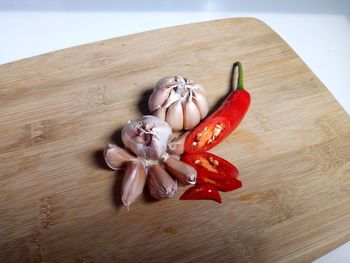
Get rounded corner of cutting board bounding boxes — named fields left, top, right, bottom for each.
left=219, top=17, right=277, bottom=32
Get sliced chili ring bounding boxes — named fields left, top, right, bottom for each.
left=180, top=184, right=222, bottom=203
left=181, top=152, right=241, bottom=192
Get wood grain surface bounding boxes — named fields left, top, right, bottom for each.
left=0, top=18, right=349, bottom=263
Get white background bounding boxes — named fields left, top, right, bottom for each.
left=0, top=1, right=349, bottom=261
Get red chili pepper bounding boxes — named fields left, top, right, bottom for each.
left=181, top=152, right=242, bottom=192
left=180, top=184, right=222, bottom=203
left=184, top=62, right=251, bottom=153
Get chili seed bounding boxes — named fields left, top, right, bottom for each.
left=213, top=128, right=221, bottom=136
left=192, top=142, right=197, bottom=146
left=208, top=156, right=214, bottom=163
left=203, top=126, right=208, bottom=131
left=196, top=132, right=203, bottom=140
left=194, top=160, right=200, bottom=164
left=213, top=160, right=219, bottom=166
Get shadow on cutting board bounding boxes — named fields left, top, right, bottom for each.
left=91, top=125, right=123, bottom=171
left=137, top=87, right=153, bottom=116
left=91, top=149, right=124, bottom=208
left=92, top=150, right=110, bottom=170
left=110, top=127, right=124, bottom=148
left=112, top=173, right=124, bottom=207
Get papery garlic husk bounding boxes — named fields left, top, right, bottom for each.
left=121, top=115, right=172, bottom=160
left=192, top=83, right=206, bottom=94
left=166, top=100, right=183, bottom=131
left=147, top=164, right=178, bottom=199
left=183, top=92, right=201, bottom=130
left=167, top=131, right=190, bottom=156
left=121, top=161, right=147, bottom=207
left=148, top=76, right=209, bottom=131
left=104, top=143, right=135, bottom=170
left=164, top=156, right=197, bottom=185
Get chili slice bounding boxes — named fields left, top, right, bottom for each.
left=180, top=184, right=222, bottom=203
left=181, top=152, right=242, bottom=192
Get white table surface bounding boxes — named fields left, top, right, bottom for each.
left=0, top=1, right=349, bottom=261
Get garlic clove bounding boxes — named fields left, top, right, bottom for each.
left=193, top=89, right=209, bottom=119
left=162, top=89, right=179, bottom=109
left=121, top=161, right=147, bottom=207
left=147, top=164, right=177, bottom=199
left=164, top=156, right=197, bottom=185
left=167, top=131, right=190, bottom=155
left=183, top=93, right=201, bottom=130
left=104, top=144, right=134, bottom=170
left=153, top=106, right=166, bottom=121
left=148, top=77, right=174, bottom=112
left=165, top=100, right=183, bottom=131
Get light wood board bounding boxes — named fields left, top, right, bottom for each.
left=1, top=18, right=350, bottom=263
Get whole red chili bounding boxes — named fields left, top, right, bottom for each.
left=180, top=184, right=222, bottom=203
left=184, top=62, right=251, bottom=153
left=181, top=152, right=242, bottom=192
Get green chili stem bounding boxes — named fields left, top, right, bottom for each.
left=232, top=62, right=244, bottom=91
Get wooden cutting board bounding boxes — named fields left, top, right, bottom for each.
left=1, top=18, right=349, bottom=263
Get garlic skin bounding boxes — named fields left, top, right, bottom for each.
left=164, top=156, right=197, bottom=185
left=147, top=164, right=177, bottom=199
left=148, top=77, right=175, bottom=112
left=104, top=144, right=134, bottom=170
left=153, top=107, right=166, bottom=121
left=148, top=76, right=209, bottom=131
left=121, top=115, right=172, bottom=160
left=121, top=161, right=147, bottom=207
left=167, top=131, right=190, bottom=155
left=192, top=88, right=209, bottom=119
left=183, top=92, right=201, bottom=130
left=166, top=100, right=183, bottom=131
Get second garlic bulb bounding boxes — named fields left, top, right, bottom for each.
left=148, top=76, right=209, bottom=131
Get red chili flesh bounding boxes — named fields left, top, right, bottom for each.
left=180, top=184, right=222, bottom=203
left=181, top=152, right=242, bottom=192
left=184, top=62, right=251, bottom=153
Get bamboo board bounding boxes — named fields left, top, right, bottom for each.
left=1, top=18, right=350, bottom=263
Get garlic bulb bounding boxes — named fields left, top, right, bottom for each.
left=121, top=161, right=147, bottom=207
left=121, top=115, right=172, bottom=160
left=105, top=115, right=197, bottom=206
left=148, top=76, right=209, bottom=131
